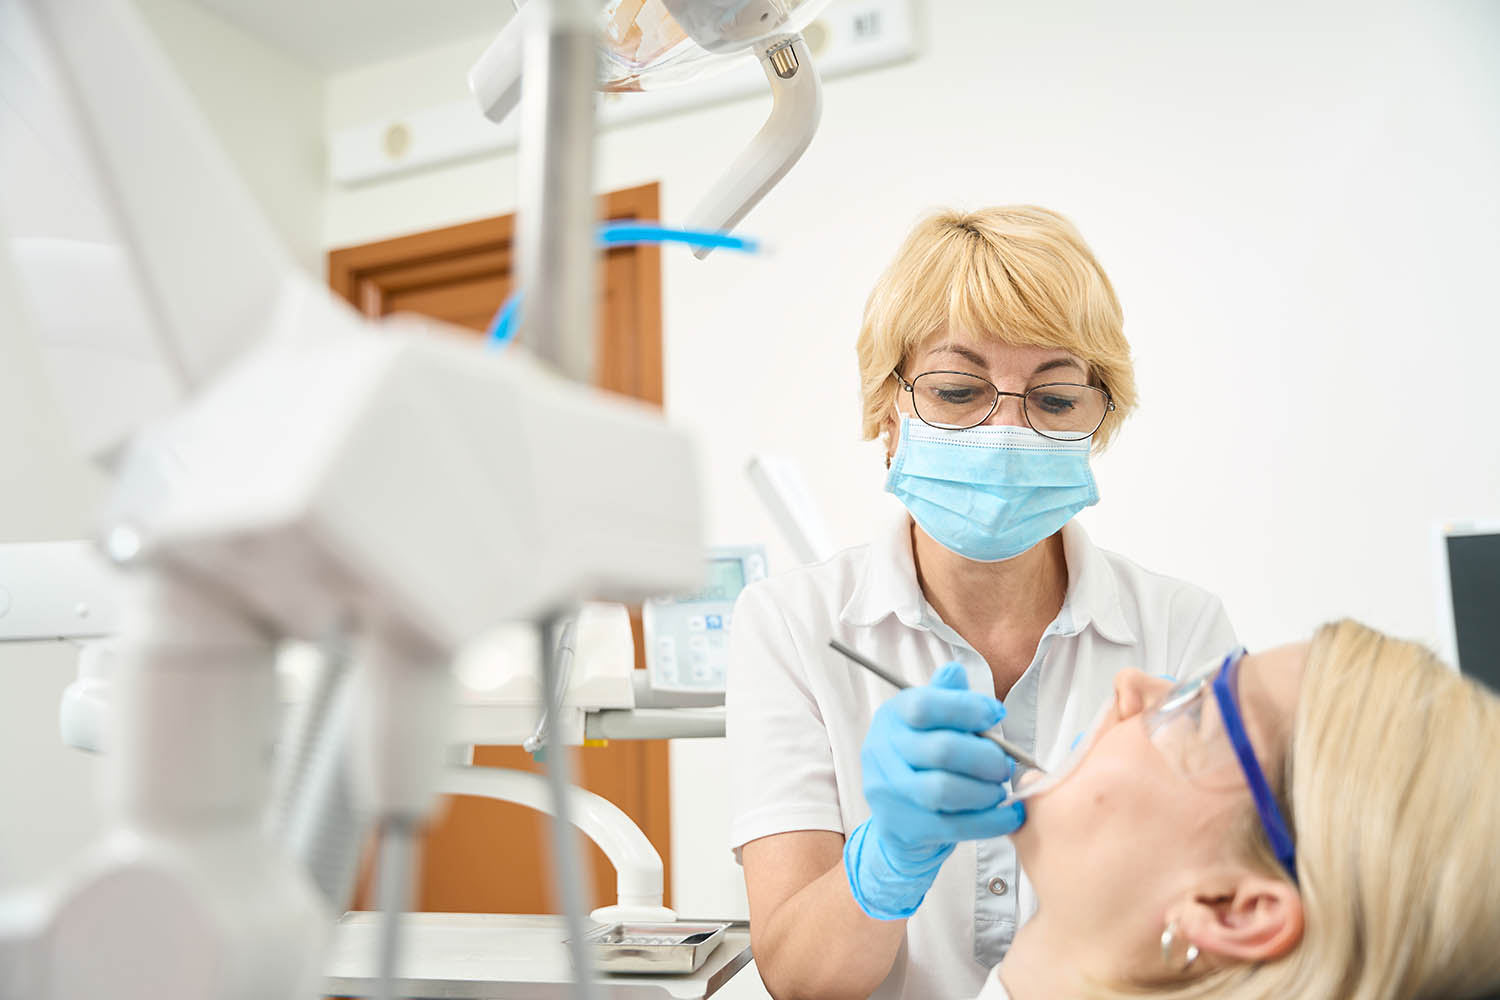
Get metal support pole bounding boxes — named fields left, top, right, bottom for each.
left=515, top=6, right=608, bottom=996
left=536, top=609, right=602, bottom=1000
left=515, top=0, right=599, bottom=384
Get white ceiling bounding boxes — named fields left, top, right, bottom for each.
left=192, top=0, right=517, bottom=72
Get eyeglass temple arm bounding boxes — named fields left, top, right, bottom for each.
left=1214, top=652, right=1298, bottom=882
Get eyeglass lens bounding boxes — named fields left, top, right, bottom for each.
left=908, top=371, right=1108, bottom=439
left=1143, top=665, right=1242, bottom=790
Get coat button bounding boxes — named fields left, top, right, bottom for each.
left=987, top=877, right=1008, bottom=896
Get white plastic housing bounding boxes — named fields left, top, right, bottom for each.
left=661, top=0, right=824, bottom=53
left=102, top=284, right=705, bottom=657
left=469, top=5, right=527, bottom=123
left=58, top=640, right=118, bottom=753
left=2, top=573, right=332, bottom=999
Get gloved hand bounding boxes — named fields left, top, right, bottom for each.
left=844, top=661, right=1026, bottom=920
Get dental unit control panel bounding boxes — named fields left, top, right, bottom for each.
left=643, top=546, right=766, bottom=694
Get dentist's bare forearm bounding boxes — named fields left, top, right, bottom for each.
left=755, top=865, right=907, bottom=1000
left=743, top=831, right=907, bottom=1000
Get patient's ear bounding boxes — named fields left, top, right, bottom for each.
left=1177, top=875, right=1303, bottom=964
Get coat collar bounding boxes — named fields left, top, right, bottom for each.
left=840, top=512, right=1138, bottom=646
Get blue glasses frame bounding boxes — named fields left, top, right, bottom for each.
left=1212, top=650, right=1298, bottom=882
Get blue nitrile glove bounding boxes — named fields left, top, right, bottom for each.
left=844, top=661, right=1027, bottom=920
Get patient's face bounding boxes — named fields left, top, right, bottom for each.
left=1012, top=645, right=1306, bottom=924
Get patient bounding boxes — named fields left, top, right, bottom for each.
left=980, top=620, right=1500, bottom=1000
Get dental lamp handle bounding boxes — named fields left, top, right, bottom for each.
left=469, top=5, right=527, bottom=124
left=685, top=33, right=823, bottom=258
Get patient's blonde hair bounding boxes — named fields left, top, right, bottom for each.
left=855, top=206, right=1137, bottom=450
left=1106, top=620, right=1500, bottom=1000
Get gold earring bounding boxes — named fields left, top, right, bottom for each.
left=1160, top=920, right=1200, bottom=972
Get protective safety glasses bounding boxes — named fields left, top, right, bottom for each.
left=1145, top=651, right=1298, bottom=882
left=1006, top=652, right=1297, bottom=883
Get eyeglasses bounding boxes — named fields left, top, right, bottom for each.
left=1144, top=651, right=1298, bottom=882
left=892, top=370, right=1114, bottom=441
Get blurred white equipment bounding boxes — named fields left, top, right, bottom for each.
left=0, top=542, right=123, bottom=760
left=0, top=542, right=120, bottom=641
left=321, top=598, right=742, bottom=998
left=0, top=2, right=703, bottom=1000
left=1434, top=520, right=1500, bottom=691
left=471, top=0, right=827, bottom=255
left=747, top=454, right=837, bottom=564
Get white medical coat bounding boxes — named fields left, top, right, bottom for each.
left=726, top=512, right=1236, bottom=1000
left=974, top=966, right=1013, bottom=999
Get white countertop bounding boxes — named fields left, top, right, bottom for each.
left=325, top=912, right=753, bottom=999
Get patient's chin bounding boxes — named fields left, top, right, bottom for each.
left=1009, top=773, right=1085, bottom=863
left=1009, top=795, right=1049, bottom=856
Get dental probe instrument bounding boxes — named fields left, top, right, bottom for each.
left=828, top=638, right=1046, bottom=773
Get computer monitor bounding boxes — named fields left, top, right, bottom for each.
left=1436, top=522, right=1500, bottom=693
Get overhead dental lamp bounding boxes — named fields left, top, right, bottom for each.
left=470, top=0, right=828, bottom=255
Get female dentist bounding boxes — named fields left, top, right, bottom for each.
left=726, top=206, right=1238, bottom=1000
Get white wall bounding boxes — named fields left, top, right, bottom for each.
left=135, top=0, right=326, bottom=272
left=320, top=0, right=1500, bottom=936
left=0, top=0, right=324, bottom=889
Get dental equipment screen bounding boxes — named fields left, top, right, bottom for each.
left=643, top=546, right=766, bottom=693
left=1443, top=527, right=1500, bottom=693
left=701, top=559, right=747, bottom=601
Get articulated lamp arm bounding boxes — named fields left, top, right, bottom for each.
left=683, top=32, right=822, bottom=257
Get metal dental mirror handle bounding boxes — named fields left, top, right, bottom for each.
left=827, top=638, right=1046, bottom=774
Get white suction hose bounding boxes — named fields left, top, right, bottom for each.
left=440, top=765, right=676, bottom=922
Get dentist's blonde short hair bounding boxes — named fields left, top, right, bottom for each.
left=855, top=206, right=1137, bottom=450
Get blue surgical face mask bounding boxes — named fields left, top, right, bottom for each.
left=884, top=414, right=1099, bottom=562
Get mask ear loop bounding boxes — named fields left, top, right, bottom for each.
left=884, top=393, right=913, bottom=470
left=885, top=380, right=908, bottom=468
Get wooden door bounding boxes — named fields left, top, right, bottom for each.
left=328, top=182, right=670, bottom=914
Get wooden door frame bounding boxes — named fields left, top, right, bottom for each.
left=326, top=181, right=673, bottom=911
left=328, top=182, right=663, bottom=405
